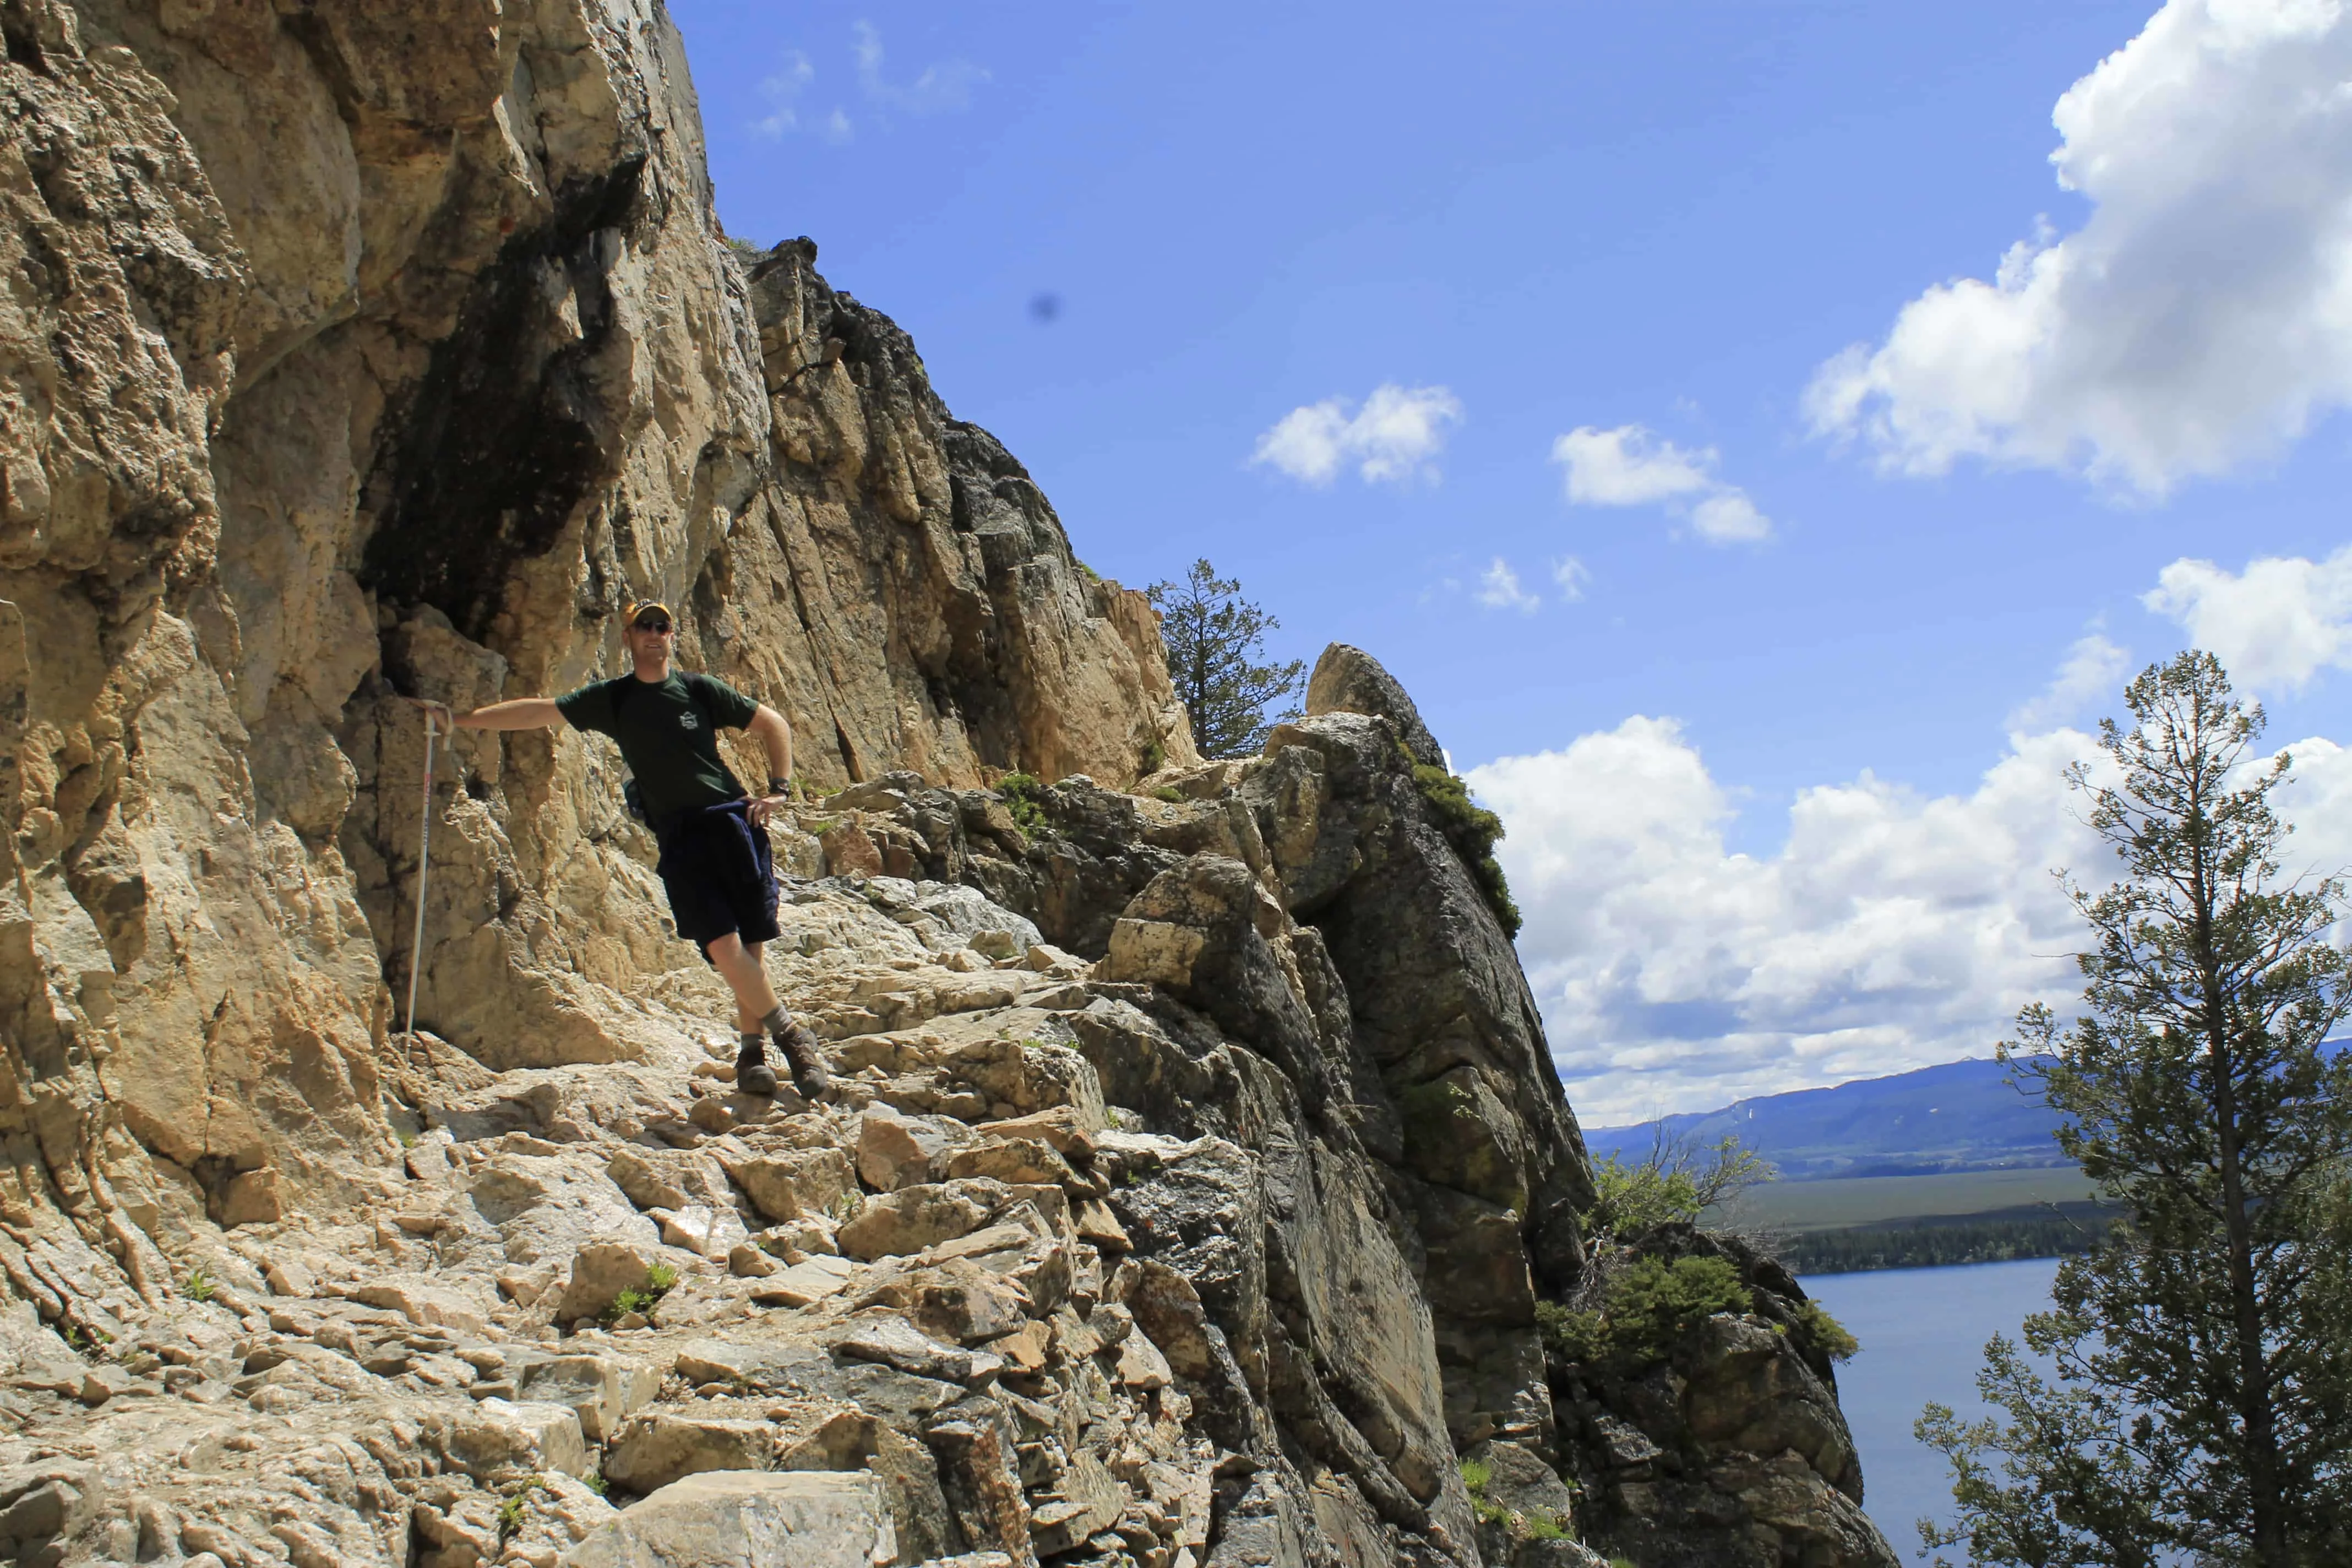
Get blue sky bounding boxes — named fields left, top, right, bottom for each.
left=672, top=1, right=2352, bottom=1120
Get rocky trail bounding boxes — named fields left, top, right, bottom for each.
left=0, top=700, right=1896, bottom=1568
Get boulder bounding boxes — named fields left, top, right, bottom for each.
left=0, top=1462, right=105, bottom=1568
left=345, top=1273, right=494, bottom=1337
left=837, top=1184, right=995, bottom=1262
left=0, top=1305, right=85, bottom=1395
left=974, top=1104, right=1101, bottom=1157
left=775, top=1407, right=959, bottom=1561
left=655, top=1204, right=750, bottom=1260
left=559, top=1471, right=897, bottom=1568
left=857, top=1103, right=973, bottom=1192
left=603, top=1411, right=775, bottom=1495
left=449, top=1398, right=592, bottom=1483
left=944, top=1136, right=1075, bottom=1188
left=514, top=1353, right=656, bottom=1444
left=835, top=1316, right=1003, bottom=1385
left=605, top=1147, right=693, bottom=1211
left=673, top=1340, right=797, bottom=1388
left=469, top=1153, right=661, bottom=1266
left=752, top=1254, right=859, bottom=1308
left=1304, top=641, right=1445, bottom=769
left=724, top=1147, right=859, bottom=1224
left=555, top=1242, right=660, bottom=1325
left=857, top=1258, right=1031, bottom=1345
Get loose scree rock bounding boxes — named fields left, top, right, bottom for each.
left=0, top=3, right=1894, bottom=1565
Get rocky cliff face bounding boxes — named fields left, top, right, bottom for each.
left=0, top=3, right=1894, bottom=1565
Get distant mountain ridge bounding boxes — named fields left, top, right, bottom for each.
left=1586, top=1058, right=2071, bottom=1180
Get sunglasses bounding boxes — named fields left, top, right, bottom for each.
left=631, top=617, right=673, bottom=633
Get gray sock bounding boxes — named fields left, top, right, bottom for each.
left=756, top=1005, right=789, bottom=1034
left=738, top=1030, right=763, bottom=1057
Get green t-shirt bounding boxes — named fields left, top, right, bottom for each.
left=557, top=672, right=760, bottom=823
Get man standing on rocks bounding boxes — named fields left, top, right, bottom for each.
left=424, top=599, right=832, bottom=1101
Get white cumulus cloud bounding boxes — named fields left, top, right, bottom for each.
left=2007, top=631, right=2132, bottom=733
left=1806, top=0, right=2352, bottom=495
left=1477, top=558, right=1540, bottom=613
left=1551, top=424, right=1772, bottom=544
left=2145, top=547, right=2352, bottom=693
left=1471, top=721, right=2106, bottom=1124
left=1253, top=384, right=1464, bottom=486
left=1467, top=616, right=2352, bottom=1123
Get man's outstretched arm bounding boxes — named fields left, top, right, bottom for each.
left=429, top=698, right=563, bottom=731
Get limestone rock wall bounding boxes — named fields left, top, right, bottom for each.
left=0, top=0, right=1191, bottom=1286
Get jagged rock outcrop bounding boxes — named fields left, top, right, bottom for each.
left=0, top=2, right=1896, bottom=1565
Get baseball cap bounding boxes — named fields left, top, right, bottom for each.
left=625, top=598, right=673, bottom=629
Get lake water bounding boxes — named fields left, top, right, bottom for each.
left=1800, top=1257, right=2062, bottom=1560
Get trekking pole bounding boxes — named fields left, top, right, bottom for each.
left=405, top=705, right=438, bottom=1042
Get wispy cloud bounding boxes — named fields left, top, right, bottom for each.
left=854, top=20, right=989, bottom=115
left=1477, top=558, right=1540, bottom=614
left=1253, top=384, right=1464, bottom=487
left=751, top=25, right=986, bottom=144
left=752, top=50, right=815, bottom=139
left=1551, top=424, right=1771, bottom=544
left=1552, top=557, right=1591, bottom=602
left=2007, top=631, right=2130, bottom=733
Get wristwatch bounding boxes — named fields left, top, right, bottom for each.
left=766, top=776, right=791, bottom=797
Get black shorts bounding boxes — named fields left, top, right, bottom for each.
left=655, top=799, right=780, bottom=957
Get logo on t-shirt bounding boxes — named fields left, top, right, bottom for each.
left=679, top=711, right=700, bottom=730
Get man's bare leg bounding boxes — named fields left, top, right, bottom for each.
left=704, top=933, right=828, bottom=1098
left=706, top=934, right=780, bottom=1031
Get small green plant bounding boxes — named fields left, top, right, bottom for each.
left=1460, top=1457, right=1492, bottom=1496
left=1409, top=761, right=1521, bottom=937
left=1581, top=1130, right=1773, bottom=1243
left=1523, top=1511, right=1570, bottom=1541
left=602, top=1263, right=681, bottom=1324
left=1539, top=1255, right=1752, bottom=1369
left=1791, top=1298, right=1859, bottom=1363
left=184, top=1266, right=216, bottom=1303
left=497, top=1477, right=549, bottom=1540
left=586, top=1472, right=608, bottom=1496
left=1137, top=737, right=1166, bottom=775
left=396, top=1129, right=417, bottom=1148
left=995, top=773, right=1050, bottom=836
left=1153, top=785, right=1184, bottom=803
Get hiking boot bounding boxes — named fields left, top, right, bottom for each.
left=734, top=1038, right=779, bottom=1097
left=774, top=1020, right=832, bottom=1100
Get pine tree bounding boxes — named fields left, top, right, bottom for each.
left=1920, top=652, right=2352, bottom=1568
left=1148, top=559, right=1305, bottom=759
